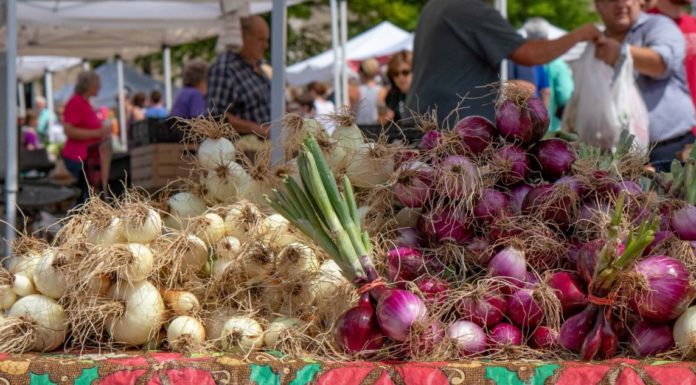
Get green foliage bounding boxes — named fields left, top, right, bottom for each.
left=504, top=0, right=598, bottom=30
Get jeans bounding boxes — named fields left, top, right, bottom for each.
left=62, top=156, right=90, bottom=206
left=650, top=132, right=695, bottom=172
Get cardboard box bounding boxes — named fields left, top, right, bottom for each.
left=130, top=143, right=196, bottom=190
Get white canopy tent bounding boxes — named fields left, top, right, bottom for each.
left=286, top=21, right=413, bottom=87
left=517, top=23, right=587, bottom=63
left=16, top=55, right=82, bottom=118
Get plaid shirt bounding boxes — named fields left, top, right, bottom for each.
left=207, top=51, right=271, bottom=124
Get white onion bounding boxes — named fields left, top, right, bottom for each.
left=33, top=250, right=69, bottom=299
left=394, top=207, right=422, bottom=229
left=84, top=275, right=112, bottom=297
left=264, top=214, right=290, bottom=234
left=212, top=258, right=235, bottom=281
left=163, top=290, right=200, bottom=316
left=346, top=143, right=395, bottom=188
left=86, top=217, right=125, bottom=245
left=215, top=236, right=242, bottom=260
left=675, top=306, right=696, bottom=351
left=115, top=243, right=154, bottom=283
left=0, top=285, right=16, bottom=309
left=204, top=307, right=237, bottom=344
left=239, top=242, right=275, bottom=284
left=123, top=207, right=162, bottom=244
left=224, top=202, right=266, bottom=242
left=169, top=192, right=207, bottom=219
left=276, top=243, right=319, bottom=279
left=167, top=316, right=206, bottom=352
left=263, top=283, right=316, bottom=315
left=178, top=234, right=209, bottom=275
left=221, top=316, right=263, bottom=353
left=311, top=260, right=350, bottom=304
left=238, top=179, right=273, bottom=210
left=190, top=213, right=226, bottom=245
left=204, top=162, right=251, bottom=203
left=9, top=252, right=42, bottom=280
left=7, top=294, right=66, bottom=351
left=263, top=317, right=303, bottom=348
left=12, top=273, right=36, bottom=297
left=107, top=280, right=165, bottom=346
left=332, top=121, right=365, bottom=153
left=198, top=137, right=236, bottom=170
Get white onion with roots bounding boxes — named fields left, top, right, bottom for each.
left=190, top=213, right=226, bottom=246
left=163, top=290, right=201, bottom=316
left=204, top=307, right=238, bottom=345
left=167, top=316, right=206, bottom=352
left=12, top=273, right=37, bottom=297
left=33, top=250, right=69, bottom=299
left=107, top=280, right=165, bottom=346
left=0, top=294, right=67, bottom=352
left=224, top=202, right=267, bottom=242
left=122, top=207, right=162, bottom=244
left=215, top=236, right=242, bottom=260
left=198, top=137, right=237, bottom=170
left=276, top=243, right=320, bottom=279
left=204, top=161, right=251, bottom=203
left=263, top=317, right=304, bottom=348
left=221, top=316, right=264, bottom=353
left=346, top=143, right=396, bottom=188
left=86, top=217, right=125, bottom=245
left=169, top=192, right=208, bottom=219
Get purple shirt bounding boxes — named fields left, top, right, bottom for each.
left=170, top=87, right=206, bottom=119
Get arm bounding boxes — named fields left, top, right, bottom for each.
left=630, top=46, right=667, bottom=78
left=226, top=113, right=269, bottom=138
left=510, top=24, right=601, bottom=66
left=377, top=87, right=392, bottom=126
left=63, top=123, right=107, bottom=141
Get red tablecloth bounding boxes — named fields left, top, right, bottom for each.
left=0, top=351, right=691, bottom=385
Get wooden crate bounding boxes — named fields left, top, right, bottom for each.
left=129, top=143, right=196, bottom=190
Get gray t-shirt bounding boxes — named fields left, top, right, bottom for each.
left=406, top=0, right=525, bottom=127
left=626, top=13, right=695, bottom=142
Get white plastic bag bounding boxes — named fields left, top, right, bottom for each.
left=563, top=43, right=649, bottom=150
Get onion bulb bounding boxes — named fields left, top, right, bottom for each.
left=197, top=137, right=236, bottom=170
left=179, top=234, right=209, bottom=275
left=167, top=316, right=206, bottom=352
left=264, top=214, right=290, bottom=234
left=276, top=243, right=319, bottom=279
left=0, top=285, right=16, bottom=309
left=332, top=120, right=364, bottom=153
left=675, top=306, right=696, bottom=351
left=203, top=162, right=250, bottom=203
left=163, top=290, right=200, bottom=316
left=221, top=316, right=263, bottom=353
left=224, top=202, right=266, bottom=242
left=215, top=236, right=242, bottom=260
left=111, top=243, right=154, bottom=283
left=4, top=294, right=66, bottom=352
left=239, top=242, right=275, bottom=284
left=107, top=280, right=165, bottom=346
left=204, top=307, right=237, bottom=344
left=33, top=250, right=69, bottom=299
left=263, top=317, right=303, bottom=348
left=86, top=217, right=125, bottom=245
left=447, top=320, right=487, bottom=356
left=189, top=213, right=226, bottom=245
left=346, top=143, right=395, bottom=188
left=263, top=283, right=316, bottom=315
left=212, top=258, right=235, bottom=281
left=311, top=260, right=351, bottom=305
left=168, top=192, right=207, bottom=219
left=122, top=207, right=162, bottom=244
left=394, top=208, right=422, bottom=229
left=12, top=273, right=36, bottom=297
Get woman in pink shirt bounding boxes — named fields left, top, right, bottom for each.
left=62, top=71, right=112, bottom=205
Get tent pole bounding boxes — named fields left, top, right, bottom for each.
left=3, top=0, right=17, bottom=256
left=330, top=0, right=341, bottom=107
left=497, top=0, right=509, bottom=82
left=116, top=56, right=127, bottom=149
left=44, top=70, right=55, bottom=128
left=270, top=0, right=286, bottom=165
left=17, top=81, right=25, bottom=118
left=163, top=45, right=173, bottom=111
left=339, top=0, right=348, bottom=108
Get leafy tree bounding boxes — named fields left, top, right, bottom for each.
left=507, top=0, right=598, bottom=30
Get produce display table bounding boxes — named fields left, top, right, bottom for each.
left=0, top=351, right=690, bottom=385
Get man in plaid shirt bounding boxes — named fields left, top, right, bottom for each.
left=207, top=15, right=271, bottom=138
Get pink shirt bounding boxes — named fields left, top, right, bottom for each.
left=62, top=94, right=101, bottom=161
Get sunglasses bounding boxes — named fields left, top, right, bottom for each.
left=391, top=69, right=412, bottom=78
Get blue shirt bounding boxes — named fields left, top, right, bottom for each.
left=627, top=12, right=696, bottom=142
left=145, top=106, right=168, bottom=119
left=170, top=87, right=206, bottom=119
left=507, top=62, right=549, bottom=98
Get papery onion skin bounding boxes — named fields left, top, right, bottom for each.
left=457, top=293, right=507, bottom=327
left=474, top=189, right=509, bottom=222
left=419, top=130, right=442, bottom=151
left=489, top=323, right=523, bottom=347
left=419, top=208, right=474, bottom=245
left=507, top=288, right=544, bottom=329
left=494, top=145, right=531, bottom=184
left=455, top=115, right=496, bottom=154
left=521, top=184, right=575, bottom=228
left=447, top=320, right=487, bottom=356
left=436, top=155, right=478, bottom=200
left=376, top=289, right=428, bottom=342
left=531, top=139, right=576, bottom=181
left=416, top=277, right=450, bottom=307
left=671, top=204, right=696, bottom=241
left=509, top=184, right=533, bottom=215
left=674, top=306, right=696, bottom=351
left=488, top=246, right=527, bottom=291
left=394, top=162, right=434, bottom=208
left=528, top=97, right=550, bottom=142
left=530, top=326, right=559, bottom=349
left=387, top=247, right=425, bottom=282
left=631, top=255, right=692, bottom=322
left=631, top=321, right=675, bottom=357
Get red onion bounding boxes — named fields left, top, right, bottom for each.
left=395, top=149, right=419, bottom=166
left=436, top=155, right=478, bottom=200
left=493, top=145, right=531, bottom=184
left=376, top=289, right=428, bottom=342
left=474, top=189, right=509, bottom=222
left=447, top=320, right=487, bottom=356
left=395, top=227, right=421, bottom=248
left=507, top=288, right=544, bottom=329
left=528, top=97, right=550, bottom=142
left=387, top=247, right=425, bottom=282
left=457, top=293, right=507, bottom=327
left=489, top=323, right=523, bottom=347
left=466, top=237, right=493, bottom=265
left=644, top=231, right=675, bottom=256
left=454, top=115, right=496, bottom=154
left=556, top=175, right=588, bottom=198
left=530, top=326, right=559, bottom=349
left=419, top=207, right=473, bottom=245
left=509, top=184, right=533, bottom=215
left=631, top=321, right=675, bottom=357
left=416, top=277, right=450, bottom=306
left=334, top=294, right=386, bottom=354
left=419, top=130, right=442, bottom=151
left=394, top=161, right=434, bottom=208
left=521, top=184, right=575, bottom=228
left=547, top=271, right=588, bottom=316
left=630, top=255, right=692, bottom=322
left=496, top=100, right=534, bottom=143
left=526, top=272, right=540, bottom=288
left=531, top=139, right=576, bottom=181
left=488, top=246, right=527, bottom=291
left=412, top=321, right=445, bottom=356
left=671, top=204, right=696, bottom=241
left=560, top=304, right=598, bottom=353
left=612, top=180, right=642, bottom=197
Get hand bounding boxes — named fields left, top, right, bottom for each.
left=595, top=36, right=623, bottom=66
left=97, top=125, right=112, bottom=139
left=571, top=23, right=602, bottom=43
